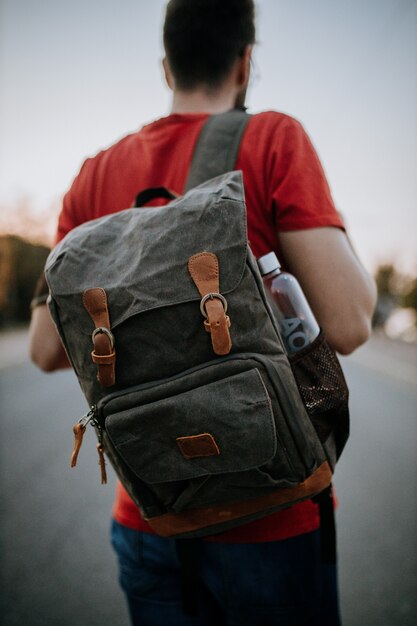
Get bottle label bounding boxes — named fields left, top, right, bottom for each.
left=279, top=317, right=309, bottom=353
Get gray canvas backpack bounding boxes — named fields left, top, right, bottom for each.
left=45, top=111, right=349, bottom=540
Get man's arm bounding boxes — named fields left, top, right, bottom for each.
left=278, top=227, right=377, bottom=355
left=29, top=304, right=71, bottom=371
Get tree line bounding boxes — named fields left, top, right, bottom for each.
left=372, top=264, right=417, bottom=330
left=0, top=235, right=50, bottom=327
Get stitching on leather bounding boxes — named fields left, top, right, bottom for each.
left=188, top=252, right=219, bottom=283
left=83, top=287, right=109, bottom=323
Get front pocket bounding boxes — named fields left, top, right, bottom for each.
left=101, top=363, right=305, bottom=514
left=106, top=368, right=276, bottom=482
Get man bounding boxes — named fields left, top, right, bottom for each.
left=30, top=1, right=376, bottom=624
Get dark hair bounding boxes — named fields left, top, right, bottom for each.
left=163, top=0, right=256, bottom=91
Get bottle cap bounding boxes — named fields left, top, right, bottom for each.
left=257, top=251, right=281, bottom=276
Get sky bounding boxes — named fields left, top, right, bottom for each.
left=0, top=0, right=416, bottom=272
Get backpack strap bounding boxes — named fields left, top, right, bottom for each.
left=184, top=109, right=251, bottom=192
left=313, top=485, right=337, bottom=564
left=176, top=538, right=202, bottom=616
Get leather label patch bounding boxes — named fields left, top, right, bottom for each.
left=176, top=433, right=220, bottom=460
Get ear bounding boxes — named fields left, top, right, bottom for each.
left=237, top=45, right=253, bottom=88
left=162, top=57, right=175, bottom=90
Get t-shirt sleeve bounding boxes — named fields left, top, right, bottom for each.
left=56, top=192, right=76, bottom=244
left=55, top=158, right=95, bottom=244
left=270, top=117, right=345, bottom=232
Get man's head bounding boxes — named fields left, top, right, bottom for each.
left=163, top=0, right=256, bottom=93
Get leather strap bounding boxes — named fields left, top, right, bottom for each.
left=96, top=442, right=108, bottom=485
left=70, top=422, right=86, bottom=468
left=188, top=252, right=232, bottom=356
left=83, top=288, right=116, bottom=387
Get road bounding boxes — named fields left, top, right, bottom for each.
left=0, top=331, right=416, bottom=625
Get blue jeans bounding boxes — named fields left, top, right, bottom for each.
left=111, top=520, right=341, bottom=626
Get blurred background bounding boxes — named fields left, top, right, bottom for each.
left=0, top=1, right=416, bottom=625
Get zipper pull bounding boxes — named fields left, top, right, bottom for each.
left=70, top=407, right=95, bottom=468
left=96, top=442, right=108, bottom=484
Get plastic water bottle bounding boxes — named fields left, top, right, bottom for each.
left=257, top=252, right=320, bottom=355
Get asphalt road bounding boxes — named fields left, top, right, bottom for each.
left=0, top=332, right=416, bottom=625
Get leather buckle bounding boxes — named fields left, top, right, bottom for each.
left=199, top=293, right=228, bottom=318
left=92, top=326, right=115, bottom=350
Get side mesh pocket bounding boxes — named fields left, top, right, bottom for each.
left=289, top=330, right=349, bottom=464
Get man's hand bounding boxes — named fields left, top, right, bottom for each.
left=29, top=304, right=71, bottom=371
left=278, top=227, right=377, bottom=355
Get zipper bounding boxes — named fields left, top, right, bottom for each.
left=96, top=351, right=315, bottom=473
left=77, top=406, right=97, bottom=429
left=70, top=405, right=107, bottom=484
left=97, top=352, right=289, bottom=417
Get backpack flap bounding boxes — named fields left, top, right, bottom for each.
left=45, top=171, right=249, bottom=401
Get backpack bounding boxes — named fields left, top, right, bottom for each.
left=45, top=110, right=349, bottom=540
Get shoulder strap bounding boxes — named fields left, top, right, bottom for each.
left=184, top=109, right=251, bottom=192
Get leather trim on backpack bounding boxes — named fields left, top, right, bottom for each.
left=144, top=461, right=332, bottom=537
left=176, top=433, right=221, bottom=459
left=188, top=252, right=232, bottom=356
left=83, top=288, right=116, bottom=387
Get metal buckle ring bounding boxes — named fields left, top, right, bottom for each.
left=199, top=293, right=228, bottom=319
left=92, top=327, right=115, bottom=349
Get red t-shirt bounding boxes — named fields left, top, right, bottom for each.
left=58, top=111, right=344, bottom=543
